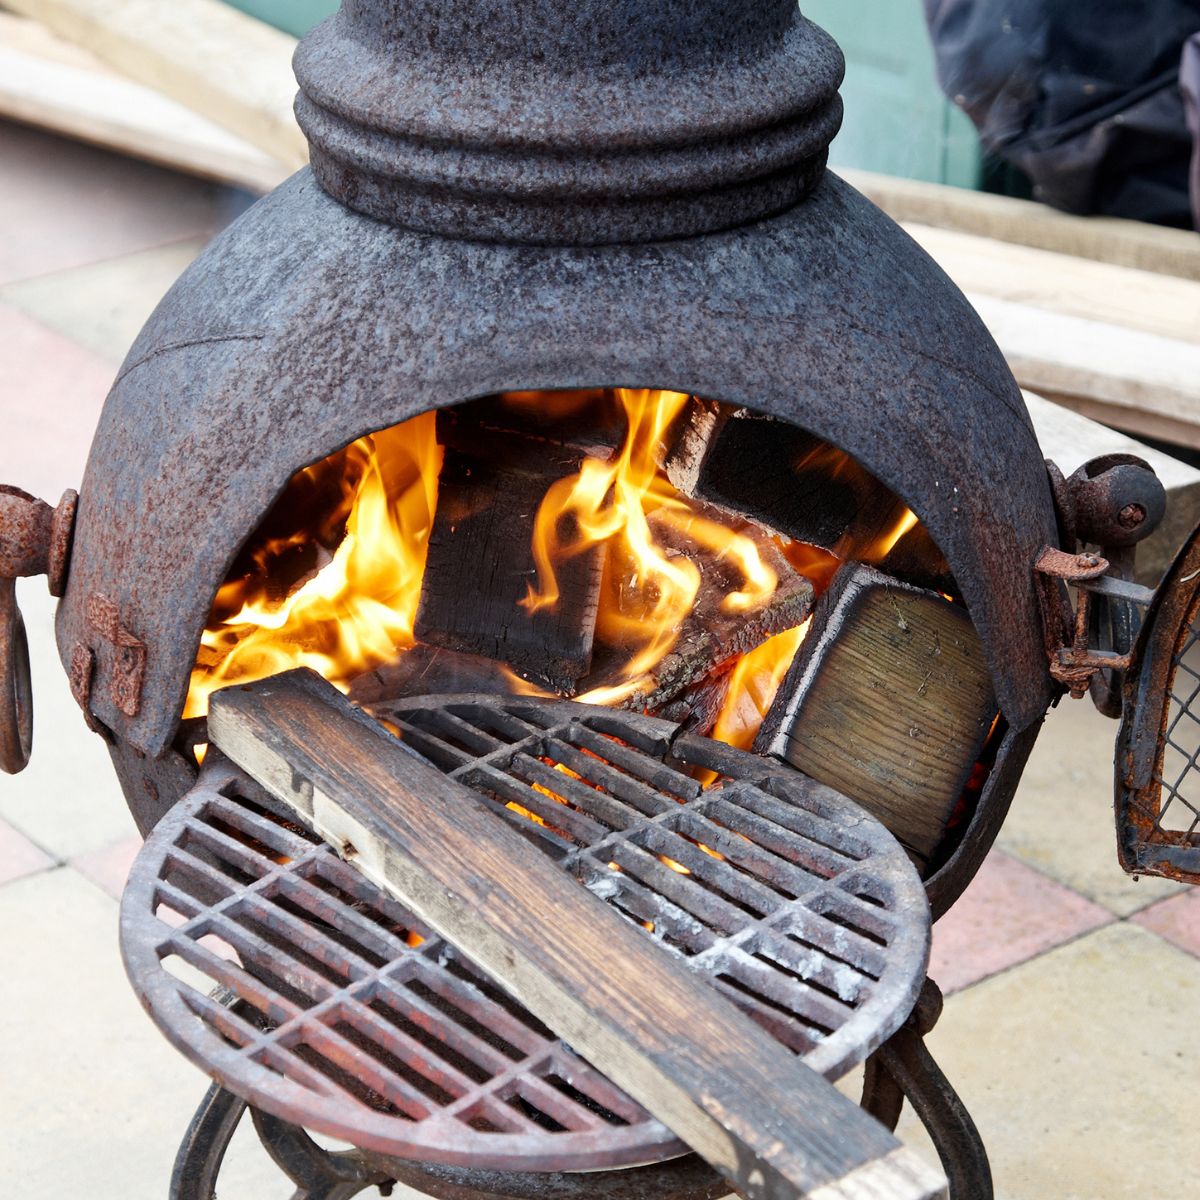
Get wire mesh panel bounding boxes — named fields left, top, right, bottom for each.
left=122, top=697, right=929, bottom=1171
left=1118, top=529, right=1200, bottom=884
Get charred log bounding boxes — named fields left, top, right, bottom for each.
left=585, top=503, right=815, bottom=712
left=665, top=401, right=905, bottom=555
left=414, top=446, right=605, bottom=693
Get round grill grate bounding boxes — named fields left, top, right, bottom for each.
left=121, top=696, right=929, bottom=1172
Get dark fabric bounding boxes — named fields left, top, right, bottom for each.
left=924, top=0, right=1200, bottom=227
left=1183, top=33, right=1200, bottom=228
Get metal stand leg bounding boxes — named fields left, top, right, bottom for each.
left=169, top=1083, right=394, bottom=1200
left=170, top=1083, right=249, bottom=1200
left=861, top=981, right=993, bottom=1200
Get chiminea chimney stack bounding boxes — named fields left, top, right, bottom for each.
left=293, top=0, right=844, bottom=243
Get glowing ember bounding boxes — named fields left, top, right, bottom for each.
left=712, top=621, right=811, bottom=751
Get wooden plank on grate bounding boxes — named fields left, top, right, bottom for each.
left=210, top=669, right=945, bottom=1200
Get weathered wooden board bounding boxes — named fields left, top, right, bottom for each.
left=967, top=295, right=1200, bottom=448
left=904, top=223, right=1200, bottom=347
left=0, top=12, right=288, bottom=192
left=208, top=670, right=945, bottom=1200
left=839, top=167, right=1200, bottom=283
left=6, top=0, right=307, bottom=169
left=757, top=566, right=997, bottom=864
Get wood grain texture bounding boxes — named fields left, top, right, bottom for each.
left=208, top=670, right=945, bottom=1200
left=0, top=13, right=288, bottom=191
left=904, top=223, right=1200, bottom=347
left=966, top=296, right=1200, bottom=445
left=839, top=167, right=1200, bottom=283
left=6, top=0, right=307, bottom=168
left=413, top=448, right=604, bottom=691
left=757, top=566, right=997, bottom=863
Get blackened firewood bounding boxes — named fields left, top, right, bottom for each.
left=755, top=564, right=997, bottom=865
left=437, top=393, right=622, bottom=472
left=665, top=401, right=904, bottom=554
left=348, top=645, right=521, bottom=706
left=414, top=447, right=604, bottom=693
left=584, top=504, right=815, bottom=711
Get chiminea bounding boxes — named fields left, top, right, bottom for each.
left=2, top=1, right=1194, bottom=1197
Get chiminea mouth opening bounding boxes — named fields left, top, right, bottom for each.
left=179, top=388, right=1001, bottom=871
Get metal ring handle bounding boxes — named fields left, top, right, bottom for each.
left=0, top=577, right=33, bottom=773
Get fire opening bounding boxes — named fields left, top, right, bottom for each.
left=185, top=389, right=962, bottom=793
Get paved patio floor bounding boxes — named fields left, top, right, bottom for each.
left=1, top=121, right=1196, bottom=1199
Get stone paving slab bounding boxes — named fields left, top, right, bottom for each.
left=0, top=120, right=244, bottom=287
left=1132, top=887, right=1200, bottom=959
left=0, top=238, right=208, bottom=364
left=897, top=923, right=1199, bottom=1200
left=998, top=699, right=1184, bottom=916
left=0, top=302, right=115, bottom=500
left=929, top=849, right=1113, bottom=995
left=0, top=582, right=136, bottom=861
left=0, top=815, right=55, bottom=885
left=0, top=867, right=282, bottom=1199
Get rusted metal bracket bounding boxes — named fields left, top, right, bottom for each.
left=1040, top=456, right=1165, bottom=711
left=0, top=486, right=79, bottom=772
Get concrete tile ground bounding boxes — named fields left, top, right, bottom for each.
left=0, top=238, right=209, bottom=363
left=1, top=119, right=1197, bottom=1198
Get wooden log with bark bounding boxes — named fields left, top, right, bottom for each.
left=208, top=669, right=946, bottom=1200
left=756, top=565, right=998, bottom=865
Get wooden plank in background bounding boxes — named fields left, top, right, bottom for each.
left=968, top=295, right=1200, bottom=448
left=905, top=223, right=1200, bottom=347
left=839, top=167, right=1200, bottom=284
left=209, top=670, right=946, bottom=1200
left=0, top=12, right=289, bottom=192
left=3, top=0, right=307, bottom=169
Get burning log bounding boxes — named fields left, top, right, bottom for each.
left=665, top=401, right=903, bottom=554
left=414, top=421, right=610, bottom=693
left=208, top=670, right=946, bottom=1200
left=584, top=503, right=815, bottom=712
left=755, top=564, right=997, bottom=865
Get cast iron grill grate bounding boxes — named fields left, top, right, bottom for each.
left=121, top=696, right=928, bottom=1171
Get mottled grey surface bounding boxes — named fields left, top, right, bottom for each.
left=60, top=168, right=1056, bottom=790
left=294, top=0, right=845, bottom=241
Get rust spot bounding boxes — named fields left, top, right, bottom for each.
left=86, top=592, right=121, bottom=642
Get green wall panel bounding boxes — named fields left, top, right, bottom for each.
left=224, top=0, right=337, bottom=38
left=804, top=0, right=980, bottom=187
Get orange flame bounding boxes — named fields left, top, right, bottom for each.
left=183, top=414, right=441, bottom=719
left=711, top=619, right=812, bottom=751
left=523, top=388, right=779, bottom=699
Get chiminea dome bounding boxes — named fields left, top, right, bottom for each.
left=55, top=0, right=1058, bottom=850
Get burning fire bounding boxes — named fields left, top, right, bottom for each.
left=523, top=389, right=778, bottom=703
left=184, top=389, right=926, bottom=757
left=184, top=414, right=441, bottom=719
